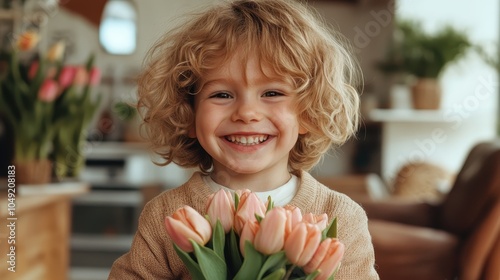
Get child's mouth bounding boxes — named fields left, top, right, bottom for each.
left=224, top=135, right=269, bottom=145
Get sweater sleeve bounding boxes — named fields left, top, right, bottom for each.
left=108, top=196, right=177, bottom=279
left=335, top=196, right=380, bottom=280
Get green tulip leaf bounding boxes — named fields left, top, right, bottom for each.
left=256, top=251, right=287, bottom=279
left=305, top=270, right=320, bottom=280
left=323, top=217, right=338, bottom=239
left=227, top=229, right=242, bottom=274
left=255, top=214, right=263, bottom=223
left=191, top=240, right=227, bottom=280
left=173, top=243, right=206, bottom=280
left=212, top=219, right=225, bottom=259
left=233, top=241, right=265, bottom=280
left=266, top=196, right=274, bottom=212
left=234, top=193, right=240, bottom=210
left=261, top=267, right=286, bottom=280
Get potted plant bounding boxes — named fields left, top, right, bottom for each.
left=0, top=30, right=102, bottom=183
left=380, top=19, right=471, bottom=110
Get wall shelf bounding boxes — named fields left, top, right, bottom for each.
left=369, top=109, right=450, bottom=123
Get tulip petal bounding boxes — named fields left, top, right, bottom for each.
left=165, top=216, right=195, bottom=252
left=284, top=222, right=321, bottom=266
left=206, top=189, right=235, bottom=233
left=165, top=206, right=212, bottom=253
left=254, top=207, right=287, bottom=255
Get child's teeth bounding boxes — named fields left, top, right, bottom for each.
left=227, top=135, right=268, bottom=145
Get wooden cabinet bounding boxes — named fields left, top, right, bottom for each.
left=0, top=182, right=88, bottom=280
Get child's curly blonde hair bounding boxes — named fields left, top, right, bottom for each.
left=137, top=0, right=361, bottom=175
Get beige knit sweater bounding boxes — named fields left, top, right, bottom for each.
left=108, top=171, right=379, bottom=279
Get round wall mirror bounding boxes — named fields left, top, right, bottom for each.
left=99, top=0, right=137, bottom=55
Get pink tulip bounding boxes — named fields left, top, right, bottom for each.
left=284, top=205, right=303, bottom=236
left=28, top=61, right=39, bottom=80
left=253, top=207, right=287, bottom=255
left=206, top=189, right=235, bottom=233
left=38, top=79, right=59, bottom=102
left=164, top=206, right=212, bottom=252
left=58, top=66, right=76, bottom=89
left=88, top=67, right=101, bottom=86
left=234, top=190, right=266, bottom=234
left=284, top=222, right=322, bottom=266
left=73, top=66, right=88, bottom=86
left=239, top=220, right=259, bottom=257
left=303, top=238, right=345, bottom=280
left=303, top=213, right=329, bottom=231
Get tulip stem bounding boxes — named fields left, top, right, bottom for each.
left=283, top=264, right=296, bottom=280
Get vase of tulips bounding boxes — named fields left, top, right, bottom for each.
left=0, top=30, right=102, bottom=183
left=165, top=189, right=344, bottom=280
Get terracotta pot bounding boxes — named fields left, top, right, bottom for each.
left=411, top=78, right=441, bottom=110
left=14, top=159, right=52, bottom=185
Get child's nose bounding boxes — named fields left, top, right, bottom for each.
left=231, top=99, right=262, bottom=123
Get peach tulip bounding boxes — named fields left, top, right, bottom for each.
left=303, top=238, right=345, bottom=280
left=284, top=205, right=303, bottom=236
left=253, top=207, right=287, bottom=255
left=38, top=79, right=59, bottom=102
left=239, top=220, right=259, bottom=257
left=16, top=30, right=39, bottom=51
left=206, top=189, right=235, bottom=233
left=234, top=190, right=266, bottom=234
left=164, top=206, right=212, bottom=252
left=284, top=222, right=322, bottom=266
left=303, top=212, right=329, bottom=231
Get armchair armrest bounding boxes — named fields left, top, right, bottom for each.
left=357, top=197, right=440, bottom=227
left=369, top=220, right=459, bottom=280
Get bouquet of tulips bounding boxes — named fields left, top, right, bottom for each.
left=165, top=189, right=344, bottom=280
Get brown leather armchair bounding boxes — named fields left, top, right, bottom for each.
left=360, top=141, right=500, bottom=280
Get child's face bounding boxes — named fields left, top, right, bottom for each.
left=191, top=52, right=307, bottom=182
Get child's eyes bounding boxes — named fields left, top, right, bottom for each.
left=208, top=90, right=285, bottom=99
left=209, top=92, right=233, bottom=99
left=262, top=91, right=284, bottom=97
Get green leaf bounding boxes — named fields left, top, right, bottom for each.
left=191, top=240, right=227, bottom=280
left=212, top=220, right=225, bottom=259
left=256, top=251, right=287, bottom=280
left=266, top=196, right=274, bottom=212
left=305, top=270, right=320, bottom=280
left=234, top=192, right=240, bottom=210
left=227, top=229, right=242, bottom=275
left=233, top=241, right=266, bottom=280
left=173, top=244, right=206, bottom=280
left=261, top=267, right=286, bottom=280
left=323, top=218, right=337, bottom=239
left=255, top=214, right=263, bottom=223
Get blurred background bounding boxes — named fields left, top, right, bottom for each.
left=0, top=0, right=498, bottom=279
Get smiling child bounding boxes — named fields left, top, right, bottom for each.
left=108, top=0, right=379, bottom=279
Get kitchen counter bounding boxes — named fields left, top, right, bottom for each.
left=0, top=182, right=89, bottom=280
